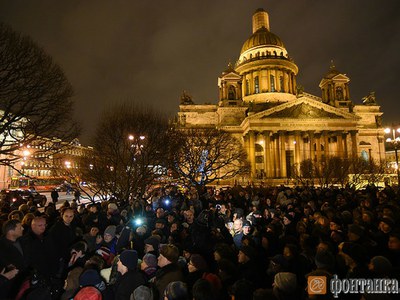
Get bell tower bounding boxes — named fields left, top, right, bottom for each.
left=319, top=61, right=352, bottom=109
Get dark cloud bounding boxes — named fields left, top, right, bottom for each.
left=1, top=0, right=399, bottom=144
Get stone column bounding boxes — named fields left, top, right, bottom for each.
left=273, top=132, right=280, bottom=177
left=263, top=131, right=272, bottom=178
left=279, top=131, right=287, bottom=178
left=323, top=131, right=329, bottom=159
left=315, top=133, right=322, bottom=163
left=337, top=132, right=344, bottom=158
left=350, top=130, right=358, bottom=157
left=309, top=131, right=315, bottom=162
left=249, top=131, right=256, bottom=179
left=294, top=131, right=301, bottom=166
left=343, top=132, right=348, bottom=158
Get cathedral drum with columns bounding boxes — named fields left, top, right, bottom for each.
left=177, top=8, right=385, bottom=183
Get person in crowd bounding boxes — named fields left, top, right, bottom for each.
left=153, top=244, right=184, bottom=299
left=112, top=249, right=146, bottom=300
left=141, top=253, right=158, bottom=282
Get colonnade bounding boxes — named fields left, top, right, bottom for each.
left=244, top=130, right=358, bottom=179
left=242, top=68, right=296, bottom=96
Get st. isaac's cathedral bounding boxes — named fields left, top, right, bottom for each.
left=177, top=8, right=385, bottom=183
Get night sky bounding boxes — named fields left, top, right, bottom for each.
left=1, top=0, right=399, bottom=145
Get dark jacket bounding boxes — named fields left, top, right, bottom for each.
left=113, top=270, right=146, bottom=300
left=154, top=263, right=184, bottom=300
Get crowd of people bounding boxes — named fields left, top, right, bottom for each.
left=0, top=183, right=399, bottom=300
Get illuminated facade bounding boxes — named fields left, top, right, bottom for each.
left=177, top=8, right=385, bottom=183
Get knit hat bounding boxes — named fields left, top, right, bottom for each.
left=73, top=286, right=102, bottom=300
left=144, top=236, right=160, bottom=250
left=160, top=244, right=179, bottom=263
left=104, top=225, right=116, bottom=238
left=239, top=246, right=256, bottom=260
left=274, top=272, right=297, bottom=294
left=131, top=285, right=153, bottom=300
left=348, top=224, right=364, bottom=237
left=119, top=250, right=138, bottom=270
left=142, top=253, right=158, bottom=268
left=190, top=254, right=208, bottom=271
left=108, top=203, right=118, bottom=211
left=164, top=281, right=188, bottom=300
left=342, top=242, right=368, bottom=265
left=79, top=269, right=103, bottom=287
left=370, top=256, right=392, bottom=276
left=315, top=250, right=335, bottom=270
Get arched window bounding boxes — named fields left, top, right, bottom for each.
left=228, top=85, right=236, bottom=100
left=254, top=76, right=259, bottom=94
left=270, top=75, right=275, bottom=92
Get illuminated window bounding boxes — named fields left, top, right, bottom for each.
left=270, top=75, right=275, bottom=92
left=361, top=150, right=369, bottom=161
left=254, top=76, right=259, bottom=94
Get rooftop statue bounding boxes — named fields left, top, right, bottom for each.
left=180, top=90, right=194, bottom=105
left=362, top=91, right=377, bottom=106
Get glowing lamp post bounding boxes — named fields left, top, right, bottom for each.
left=384, top=127, right=400, bottom=186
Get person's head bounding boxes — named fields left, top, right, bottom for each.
left=103, top=225, right=116, bottom=243
left=242, top=221, right=252, bottom=235
left=89, top=204, right=98, bottom=214
left=192, top=279, right=214, bottom=300
left=61, top=207, right=75, bottom=226
left=238, top=246, right=256, bottom=264
left=188, top=254, right=208, bottom=273
left=156, top=207, right=165, bottom=219
left=184, top=210, right=194, bottom=224
left=71, top=241, right=87, bottom=258
left=2, top=219, right=23, bottom=241
left=141, top=253, right=158, bottom=271
left=388, top=231, right=400, bottom=251
left=117, top=250, right=138, bottom=275
left=155, top=218, right=166, bottom=230
left=144, top=236, right=160, bottom=254
left=31, top=216, right=47, bottom=236
left=89, top=226, right=99, bottom=237
left=230, top=279, right=254, bottom=300
left=158, top=244, right=179, bottom=268
left=233, top=219, right=243, bottom=233
left=163, top=281, right=188, bottom=300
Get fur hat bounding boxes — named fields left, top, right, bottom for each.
left=142, top=253, right=158, bottom=268
left=274, top=272, right=297, bottom=294
left=104, top=225, right=116, bottom=238
left=119, top=250, right=138, bottom=270
left=160, top=244, right=179, bottom=263
left=190, top=254, right=208, bottom=271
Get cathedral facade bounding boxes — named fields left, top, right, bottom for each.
left=177, top=8, right=385, bottom=183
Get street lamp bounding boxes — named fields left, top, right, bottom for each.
left=384, top=126, right=400, bottom=186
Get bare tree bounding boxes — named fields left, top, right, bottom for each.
left=0, top=23, right=79, bottom=172
left=169, top=128, right=249, bottom=189
left=78, top=103, right=170, bottom=202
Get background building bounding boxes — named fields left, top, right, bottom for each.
left=178, top=8, right=385, bottom=183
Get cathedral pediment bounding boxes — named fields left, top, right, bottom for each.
left=249, top=96, right=358, bottom=120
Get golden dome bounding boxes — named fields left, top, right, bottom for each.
left=240, top=27, right=285, bottom=54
